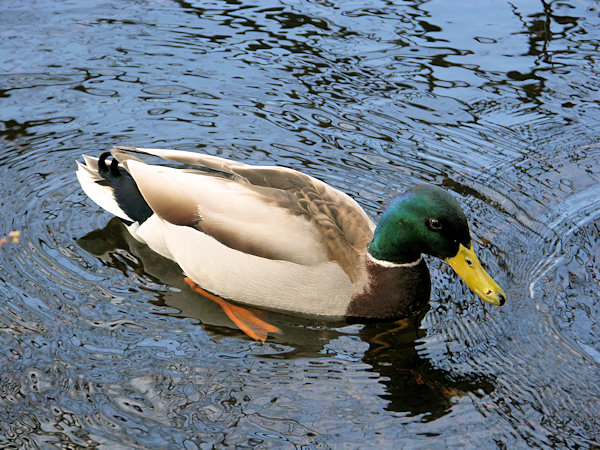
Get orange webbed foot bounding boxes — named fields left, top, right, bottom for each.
left=184, top=277, right=280, bottom=343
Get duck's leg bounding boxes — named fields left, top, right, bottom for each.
left=184, top=277, right=280, bottom=342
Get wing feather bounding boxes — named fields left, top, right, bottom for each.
left=115, top=147, right=375, bottom=279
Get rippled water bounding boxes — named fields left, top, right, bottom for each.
left=1, top=0, right=599, bottom=447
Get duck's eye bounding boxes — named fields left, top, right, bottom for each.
left=427, top=218, right=443, bottom=231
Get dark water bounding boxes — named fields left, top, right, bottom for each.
left=1, top=0, right=599, bottom=447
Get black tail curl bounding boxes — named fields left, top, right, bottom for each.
left=96, top=152, right=153, bottom=225
left=99, top=152, right=123, bottom=177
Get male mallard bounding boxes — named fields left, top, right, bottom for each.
left=76, top=147, right=505, bottom=340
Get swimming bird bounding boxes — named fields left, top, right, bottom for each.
left=76, top=147, right=506, bottom=341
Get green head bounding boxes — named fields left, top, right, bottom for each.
left=369, top=185, right=470, bottom=263
left=368, top=185, right=506, bottom=306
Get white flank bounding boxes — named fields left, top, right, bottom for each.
left=133, top=215, right=354, bottom=317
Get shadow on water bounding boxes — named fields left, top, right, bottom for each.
left=79, top=217, right=495, bottom=421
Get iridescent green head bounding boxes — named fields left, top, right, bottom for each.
left=368, top=185, right=506, bottom=306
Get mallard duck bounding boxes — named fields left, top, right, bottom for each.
left=76, top=147, right=505, bottom=340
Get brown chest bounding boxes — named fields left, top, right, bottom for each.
left=345, top=259, right=431, bottom=319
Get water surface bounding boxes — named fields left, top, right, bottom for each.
left=1, top=0, right=599, bottom=447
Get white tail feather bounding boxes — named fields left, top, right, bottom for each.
left=76, top=157, right=133, bottom=222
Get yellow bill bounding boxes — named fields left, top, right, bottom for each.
left=445, top=243, right=506, bottom=306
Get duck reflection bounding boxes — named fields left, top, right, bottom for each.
left=358, top=318, right=494, bottom=419
left=78, top=218, right=494, bottom=420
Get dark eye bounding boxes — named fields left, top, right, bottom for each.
left=427, top=218, right=443, bottom=230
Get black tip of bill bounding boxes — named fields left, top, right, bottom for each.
left=497, top=292, right=506, bottom=306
